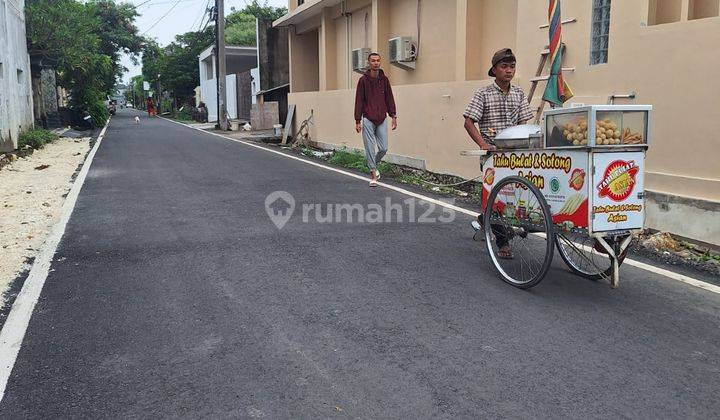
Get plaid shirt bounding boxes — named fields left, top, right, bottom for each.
left=463, top=82, right=534, bottom=144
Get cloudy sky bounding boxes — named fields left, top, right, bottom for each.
left=121, top=0, right=288, bottom=84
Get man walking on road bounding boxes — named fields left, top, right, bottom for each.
left=354, top=53, right=397, bottom=187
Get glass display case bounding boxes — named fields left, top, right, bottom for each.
left=544, top=105, right=652, bottom=148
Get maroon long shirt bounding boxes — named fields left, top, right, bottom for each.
left=354, top=69, right=397, bottom=126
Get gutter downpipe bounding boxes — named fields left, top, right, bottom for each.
left=342, top=1, right=352, bottom=89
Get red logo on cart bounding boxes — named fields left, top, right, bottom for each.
left=597, top=160, right=639, bottom=201
left=569, top=169, right=585, bottom=191
left=483, top=168, right=495, bottom=185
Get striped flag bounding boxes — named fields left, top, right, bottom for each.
left=542, top=0, right=574, bottom=106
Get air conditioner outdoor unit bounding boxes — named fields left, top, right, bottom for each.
left=388, top=36, right=416, bottom=70
left=352, top=48, right=371, bottom=74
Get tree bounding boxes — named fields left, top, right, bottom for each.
left=25, top=0, right=143, bottom=124
left=235, top=0, right=287, bottom=21
left=137, top=0, right=288, bottom=106
left=225, top=0, right=287, bottom=46
left=90, top=0, right=144, bottom=93
left=225, top=11, right=257, bottom=46
left=128, top=75, right=145, bottom=108
left=141, top=27, right=215, bottom=105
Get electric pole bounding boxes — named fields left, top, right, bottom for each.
left=214, top=0, right=228, bottom=130
left=157, top=73, right=162, bottom=114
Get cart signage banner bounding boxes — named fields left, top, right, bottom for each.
left=484, top=150, right=589, bottom=229
left=591, top=152, right=645, bottom=232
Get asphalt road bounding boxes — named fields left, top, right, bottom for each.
left=1, top=109, right=719, bottom=418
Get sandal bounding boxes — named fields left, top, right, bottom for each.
left=497, top=247, right=514, bottom=260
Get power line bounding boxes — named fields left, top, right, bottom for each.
left=191, top=0, right=211, bottom=31
left=141, top=0, right=184, bottom=35
left=137, top=0, right=204, bottom=8
left=198, top=2, right=215, bottom=32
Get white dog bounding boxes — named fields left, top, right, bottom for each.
left=134, top=116, right=140, bottom=124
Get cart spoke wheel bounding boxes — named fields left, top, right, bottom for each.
left=555, top=232, right=626, bottom=281
left=484, top=176, right=554, bottom=289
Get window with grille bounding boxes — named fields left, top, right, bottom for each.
left=590, top=0, right=611, bottom=65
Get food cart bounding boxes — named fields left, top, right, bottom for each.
left=476, top=105, right=652, bottom=289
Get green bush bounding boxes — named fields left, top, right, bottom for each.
left=161, top=98, right=173, bottom=114
left=18, top=129, right=58, bottom=150
left=88, top=100, right=110, bottom=126
left=175, top=107, right=193, bottom=121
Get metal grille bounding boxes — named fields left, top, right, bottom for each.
left=590, top=0, right=611, bottom=65
left=389, top=38, right=399, bottom=62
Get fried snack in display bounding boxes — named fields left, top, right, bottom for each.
left=621, top=127, right=644, bottom=144
left=561, top=120, right=589, bottom=146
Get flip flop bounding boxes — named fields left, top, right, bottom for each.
left=497, top=249, right=514, bottom=260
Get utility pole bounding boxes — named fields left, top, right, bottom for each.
left=157, top=73, right=162, bottom=114
left=214, top=0, right=228, bottom=130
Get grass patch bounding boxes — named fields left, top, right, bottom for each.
left=299, top=146, right=482, bottom=201
left=18, top=129, right=58, bottom=150
left=173, top=107, right=194, bottom=121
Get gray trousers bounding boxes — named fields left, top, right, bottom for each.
left=361, top=117, right=388, bottom=171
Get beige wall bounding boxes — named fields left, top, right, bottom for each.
left=384, top=0, right=458, bottom=86
left=290, top=79, right=496, bottom=179
left=280, top=0, right=720, bottom=243
left=689, top=0, right=720, bottom=19
left=289, top=28, right=320, bottom=92
left=514, top=0, right=720, bottom=201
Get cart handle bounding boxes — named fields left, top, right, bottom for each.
left=459, top=150, right=489, bottom=157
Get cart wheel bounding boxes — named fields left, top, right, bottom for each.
left=483, top=176, right=554, bottom=289
left=555, top=233, right=627, bottom=281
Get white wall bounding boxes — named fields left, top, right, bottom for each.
left=0, top=0, right=34, bottom=151
left=251, top=67, right=260, bottom=105
left=200, top=74, right=238, bottom=122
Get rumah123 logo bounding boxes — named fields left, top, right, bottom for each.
left=597, top=160, right=639, bottom=201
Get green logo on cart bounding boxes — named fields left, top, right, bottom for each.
left=550, top=177, right=560, bottom=193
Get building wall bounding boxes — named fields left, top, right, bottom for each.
left=0, top=0, right=34, bottom=152
left=200, top=74, right=238, bottom=121
left=281, top=0, right=720, bottom=244
left=289, top=28, right=320, bottom=92
left=257, top=19, right=290, bottom=91
left=290, top=79, right=496, bottom=179
left=513, top=0, right=720, bottom=203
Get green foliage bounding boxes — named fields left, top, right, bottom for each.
left=25, top=0, right=142, bottom=118
left=142, top=27, right=215, bottom=103
left=138, top=1, right=287, bottom=104
left=18, top=129, right=58, bottom=150
left=161, top=98, right=174, bottom=113
left=89, top=99, right=110, bottom=126
left=175, top=107, right=193, bottom=121
left=327, top=150, right=371, bottom=173
left=129, top=75, right=145, bottom=108
left=225, top=1, right=287, bottom=46
left=90, top=0, right=143, bottom=91
left=232, top=0, right=287, bottom=21
left=225, top=12, right=257, bottom=46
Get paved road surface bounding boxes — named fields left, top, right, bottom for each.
left=1, top=110, right=719, bottom=418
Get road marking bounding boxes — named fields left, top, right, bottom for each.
left=163, top=117, right=720, bottom=295
left=0, top=119, right=111, bottom=401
